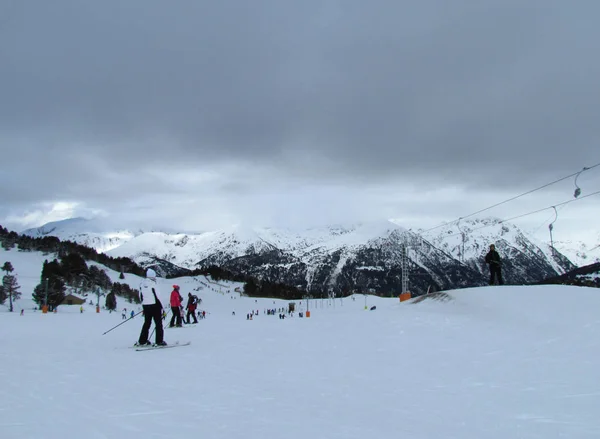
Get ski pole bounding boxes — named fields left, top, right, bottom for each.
left=102, top=310, right=143, bottom=335
left=150, top=308, right=170, bottom=339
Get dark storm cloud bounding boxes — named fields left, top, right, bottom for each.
left=2, top=1, right=598, bottom=176
left=1, top=0, right=600, bottom=233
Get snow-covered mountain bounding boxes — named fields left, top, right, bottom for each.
left=420, top=217, right=575, bottom=277
left=106, top=221, right=412, bottom=268
left=418, top=217, right=599, bottom=269
left=19, top=217, right=576, bottom=296
left=552, top=237, right=600, bottom=267
left=22, top=218, right=138, bottom=253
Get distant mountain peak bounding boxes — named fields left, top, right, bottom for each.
left=22, top=217, right=92, bottom=235
left=22, top=217, right=138, bottom=253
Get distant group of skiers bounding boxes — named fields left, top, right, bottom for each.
left=265, top=308, right=288, bottom=315
left=168, top=285, right=202, bottom=327
left=244, top=307, right=305, bottom=320
left=121, top=308, right=134, bottom=320
left=132, top=244, right=504, bottom=345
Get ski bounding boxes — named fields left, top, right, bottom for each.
left=135, top=341, right=191, bottom=351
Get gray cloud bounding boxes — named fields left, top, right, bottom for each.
left=1, top=0, right=599, bottom=237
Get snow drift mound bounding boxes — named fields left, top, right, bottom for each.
left=408, top=284, right=599, bottom=333
left=411, top=291, right=454, bottom=303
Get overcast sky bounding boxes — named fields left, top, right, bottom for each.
left=1, top=0, right=599, bottom=243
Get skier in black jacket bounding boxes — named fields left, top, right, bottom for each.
left=186, top=293, right=199, bottom=324
left=485, top=244, right=504, bottom=285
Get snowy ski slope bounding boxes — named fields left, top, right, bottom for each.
left=0, top=248, right=599, bottom=439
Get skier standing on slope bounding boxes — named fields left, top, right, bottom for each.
left=186, top=292, right=199, bottom=324
left=136, top=268, right=167, bottom=347
left=485, top=244, right=504, bottom=285
left=169, top=285, right=184, bottom=327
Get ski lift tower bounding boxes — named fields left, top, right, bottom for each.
left=400, top=235, right=409, bottom=298
left=401, top=241, right=408, bottom=294
left=399, top=231, right=422, bottom=302
left=457, top=218, right=466, bottom=263
left=549, top=206, right=558, bottom=258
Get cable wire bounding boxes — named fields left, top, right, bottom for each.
left=430, top=189, right=600, bottom=240
left=421, top=162, right=600, bottom=233
left=531, top=203, right=569, bottom=235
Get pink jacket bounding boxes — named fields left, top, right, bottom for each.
left=170, top=290, right=183, bottom=307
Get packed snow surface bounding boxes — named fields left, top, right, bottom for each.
left=2, top=281, right=599, bottom=438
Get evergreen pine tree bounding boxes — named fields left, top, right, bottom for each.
left=1, top=233, right=16, bottom=250
left=1, top=262, right=21, bottom=311
left=32, top=276, right=66, bottom=311
left=32, top=284, right=45, bottom=308
left=2, top=274, right=21, bottom=312
left=41, top=259, right=63, bottom=280
left=105, top=291, right=117, bottom=311
left=2, top=261, right=13, bottom=274
left=59, top=252, right=88, bottom=284
left=244, top=278, right=259, bottom=296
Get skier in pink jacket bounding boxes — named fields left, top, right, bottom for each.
left=169, top=285, right=184, bottom=327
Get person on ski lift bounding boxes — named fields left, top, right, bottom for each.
left=186, top=292, right=199, bottom=324
left=169, top=285, right=184, bottom=327
left=136, top=268, right=167, bottom=347
left=485, top=244, right=504, bottom=285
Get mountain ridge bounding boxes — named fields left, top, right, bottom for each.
left=21, top=217, right=578, bottom=296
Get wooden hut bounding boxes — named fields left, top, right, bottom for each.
left=61, top=294, right=85, bottom=306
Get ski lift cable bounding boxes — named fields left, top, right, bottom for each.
left=502, top=189, right=599, bottom=223
left=433, top=188, right=600, bottom=240
left=531, top=204, right=569, bottom=235
left=421, top=162, right=600, bottom=234
left=548, top=206, right=558, bottom=231
left=573, top=166, right=590, bottom=198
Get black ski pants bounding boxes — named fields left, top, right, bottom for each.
left=489, top=265, right=504, bottom=285
left=186, top=308, right=198, bottom=324
left=139, top=304, right=164, bottom=344
left=170, top=306, right=183, bottom=327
